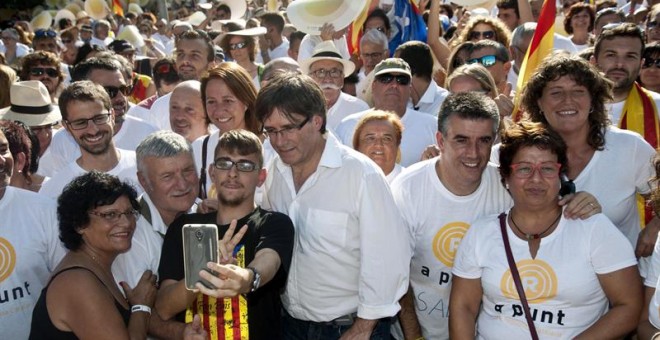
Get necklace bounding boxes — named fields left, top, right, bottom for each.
left=510, top=210, right=562, bottom=241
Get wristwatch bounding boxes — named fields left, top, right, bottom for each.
left=247, top=267, right=261, bottom=292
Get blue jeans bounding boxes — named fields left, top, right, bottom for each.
left=282, top=310, right=392, bottom=340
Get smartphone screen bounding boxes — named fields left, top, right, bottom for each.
left=182, top=224, right=218, bottom=290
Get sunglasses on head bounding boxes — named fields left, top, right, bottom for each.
left=643, top=57, right=660, bottom=69
left=30, top=67, right=59, bottom=77
left=34, top=29, right=57, bottom=39
left=375, top=74, right=411, bottom=86
left=229, top=41, right=247, bottom=50
left=467, top=55, right=500, bottom=68
left=103, top=85, right=132, bottom=98
left=469, top=30, right=495, bottom=40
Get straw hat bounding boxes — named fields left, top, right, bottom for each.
left=65, top=3, right=83, bottom=14
left=117, top=25, right=145, bottom=48
left=299, top=41, right=355, bottom=77
left=54, top=9, right=76, bottom=27
left=84, top=0, right=109, bottom=20
left=128, top=3, right=144, bottom=15
left=286, top=0, right=364, bottom=34
left=187, top=11, right=207, bottom=27
left=0, top=81, right=62, bottom=127
left=31, top=11, right=53, bottom=31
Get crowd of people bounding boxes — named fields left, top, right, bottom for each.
left=1, top=0, right=660, bottom=339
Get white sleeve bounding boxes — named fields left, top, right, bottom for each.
left=452, top=218, right=486, bottom=279
left=645, top=234, right=660, bottom=287
left=589, top=215, right=638, bottom=274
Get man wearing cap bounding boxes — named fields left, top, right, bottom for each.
left=144, top=30, right=216, bottom=130
left=0, top=81, right=62, bottom=157
left=300, top=41, right=369, bottom=131
left=336, top=58, right=437, bottom=167
left=39, top=80, right=141, bottom=198
left=37, top=56, right=157, bottom=177
left=256, top=72, right=409, bottom=339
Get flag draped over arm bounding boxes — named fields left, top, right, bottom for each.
left=511, top=0, right=555, bottom=121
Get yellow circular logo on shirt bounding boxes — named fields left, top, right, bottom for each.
left=0, top=237, right=16, bottom=283
left=500, top=259, right=557, bottom=303
left=432, top=222, right=470, bottom=267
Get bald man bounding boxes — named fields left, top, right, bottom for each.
left=169, top=80, right=209, bottom=143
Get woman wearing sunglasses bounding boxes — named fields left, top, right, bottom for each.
left=449, top=16, right=511, bottom=52
left=640, top=42, right=660, bottom=94
left=450, top=121, right=641, bottom=339
left=220, top=30, right=264, bottom=89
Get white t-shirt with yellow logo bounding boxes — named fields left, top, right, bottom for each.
left=391, top=160, right=512, bottom=339
left=453, top=213, right=636, bottom=338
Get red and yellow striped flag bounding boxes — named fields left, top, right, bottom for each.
left=347, top=0, right=378, bottom=57
left=511, top=0, right=556, bottom=121
left=113, top=0, right=124, bottom=17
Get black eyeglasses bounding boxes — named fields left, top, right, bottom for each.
left=469, top=30, right=495, bottom=40
left=229, top=41, right=247, bottom=50
left=66, top=113, right=112, bottom=130
left=643, top=57, right=660, bottom=69
left=90, top=209, right=140, bottom=223
left=104, top=85, right=132, bottom=98
left=61, top=39, right=72, bottom=44
left=34, top=29, right=57, bottom=39
left=375, top=74, right=411, bottom=86
left=263, top=116, right=311, bottom=139
left=212, top=158, right=259, bottom=172
left=30, top=67, right=59, bottom=77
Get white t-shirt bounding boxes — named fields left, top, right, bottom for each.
left=406, top=80, right=449, bottom=117
left=39, top=148, right=141, bottom=199
left=336, top=108, right=437, bottom=167
left=326, top=92, right=370, bottom=133
left=37, top=115, right=157, bottom=177
left=647, top=234, right=660, bottom=327
left=145, top=92, right=173, bottom=131
left=453, top=212, right=637, bottom=339
left=256, top=38, right=290, bottom=63
left=0, top=187, right=66, bottom=339
left=605, top=89, right=660, bottom=128
left=391, top=161, right=512, bottom=339
left=386, top=163, right=404, bottom=184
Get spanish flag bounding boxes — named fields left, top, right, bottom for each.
left=512, top=0, right=556, bottom=121
left=347, top=1, right=377, bottom=57
left=113, top=0, right=124, bottom=17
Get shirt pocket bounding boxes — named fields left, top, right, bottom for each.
left=304, top=208, right=349, bottom=253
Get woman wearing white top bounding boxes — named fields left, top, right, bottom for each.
left=564, top=3, right=595, bottom=53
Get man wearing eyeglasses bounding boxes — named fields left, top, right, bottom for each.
left=156, top=129, right=294, bottom=340
left=39, top=81, right=141, bottom=199
left=336, top=58, right=437, bottom=167
left=356, top=29, right=389, bottom=99
left=300, top=41, right=368, bottom=131
left=37, top=56, right=157, bottom=178
left=591, top=23, right=660, bottom=148
left=256, top=73, right=409, bottom=339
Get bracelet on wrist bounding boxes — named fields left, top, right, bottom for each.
left=131, top=304, right=152, bottom=314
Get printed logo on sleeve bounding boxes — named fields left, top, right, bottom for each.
left=432, top=222, right=470, bottom=267
left=500, top=259, right=557, bottom=303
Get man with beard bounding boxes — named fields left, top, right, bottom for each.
left=591, top=22, right=660, bottom=148
left=39, top=81, right=141, bottom=198
left=20, top=51, right=64, bottom=103
left=145, top=30, right=216, bottom=131
left=169, top=81, right=209, bottom=143
left=37, top=56, right=157, bottom=177
left=336, top=58, right=437, bottom=167
left=157, top=130, right=294, bottom=340
left=300, top=41, right=368, bottom=131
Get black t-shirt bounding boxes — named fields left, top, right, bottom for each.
left=159, top=207, right=294, bottom=340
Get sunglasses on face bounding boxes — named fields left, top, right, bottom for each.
left=103, top=85, right=132, bottom=98
left=375, top=74, right=411, bottom=86
left=61, top=39, right=72, bottom=44
left=229, top=41, right=247, bottom=50
left=469, top=30, right=495, bottom=40
left=30, top=67, right=59, bottom=77
left=466, top=55, right=500, bottom=68
left=643, top=58, right=660, bottom=69
left=34, top=29, right=57, bottom=38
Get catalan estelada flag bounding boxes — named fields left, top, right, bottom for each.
left=389, top=0, right=427, bottom=53
left=113, top=0, right=124, bottom=17
left=511, top=0, right=555, bottom=121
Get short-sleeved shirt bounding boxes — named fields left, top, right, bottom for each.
left=159, top=207, right=294, bottom=340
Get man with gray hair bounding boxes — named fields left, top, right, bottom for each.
left=356, top=29, right=389, bottom=98
left=259, top=56, right=301, bottom=88
left=90, top=19, right=114, bottom=47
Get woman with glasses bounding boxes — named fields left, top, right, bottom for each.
left=564, top=3, right=596, bottom=53
left=353, top=110, right=404, bottom=183
left=220, top=31, right=263, bottom=89
left=29, top=171, right=158, bottom=340
left=194, top=62, right=264, bottom=204
left=640, top=42, right=660, bottom=93
left=449, top=16, right=511, bottom=52
left=450, top=121, right=641, bottom=338
left=520, top=56, right=657, bottom=278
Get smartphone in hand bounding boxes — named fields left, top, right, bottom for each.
left=182, top=224, right=218, bottom=290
